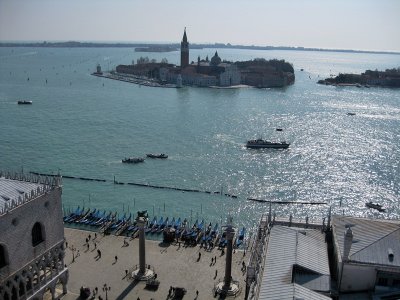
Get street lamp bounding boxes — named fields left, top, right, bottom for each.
left=103, top=283, right=111, bottom=300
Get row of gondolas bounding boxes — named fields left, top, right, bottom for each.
left=63, top=207, right=246, bottom=249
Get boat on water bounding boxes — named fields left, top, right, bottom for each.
left=246, top=138, right=290, bottom=149
left=17, top=100, right=32, bottom=105
left=146, top=153, right=168, bottom=159
left=365, top=201, right=386, bottom=212
left=122, top=157, right=145, bottom=163
left=347, top=112, right=356, bottom=116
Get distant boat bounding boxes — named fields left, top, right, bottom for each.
left=347, top=112, right=356, bottom=116
left=365, top=201, right=385, bottom=212
left=146, top=153, right=168, bottom=159
left=276, top=128, right=283, bottom=131
left=17, top=100, right=32, bottom=105
left=122, top=157, right=145, bottom=163
left=246, top=138, right=290, bottom=149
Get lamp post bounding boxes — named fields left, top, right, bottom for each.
left=103, top=284, right=111, bottom=300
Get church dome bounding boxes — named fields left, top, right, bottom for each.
left=210, top=51, right=221, bottom=66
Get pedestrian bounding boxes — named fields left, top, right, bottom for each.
left=215, top=269, right=218, bottom=278
left=94, top=241, right=97, bottom=249
left=65, top=241, right=68, bottom=249
left=88, top=234, right=91, bottom=240
left=95, top=233, right=97, bottom=239
left=87, top=244, right=89, bottom=251
left=85, top=238, right=89, bottom=245
left=196, top=290, right=199, bottom=296
left=125, top=269, right=128, bottom=276
left=97, top=249, right=101, bottom=258
left=214, top=255, right=216, bottom=262
left=198, top=252, right=201, bottom=260
left=115, top=255, right=118, bottom=262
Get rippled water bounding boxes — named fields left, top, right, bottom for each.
left=0, top=47, right=399, bottom=232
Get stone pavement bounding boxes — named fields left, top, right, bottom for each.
left=62, top=228, right=248, bottom=300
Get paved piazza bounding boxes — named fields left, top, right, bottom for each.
left=62, top=228, right=247, bottom=299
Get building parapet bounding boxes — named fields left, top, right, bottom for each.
left=0, top=171, right=61, bottom=216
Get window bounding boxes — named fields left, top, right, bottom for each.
left=0, top=244, right=7, bottom=268
left=32, top=222, right=44, bottom=246
left=377, top=277, right=388, bottom=286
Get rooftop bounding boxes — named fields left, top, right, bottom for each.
left=258, top=225, right=331, bottom=300
left=0, top=175, right=43, bottom=213
left=332, top=215, right=400, bottom=266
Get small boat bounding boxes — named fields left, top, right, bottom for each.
left=146, top=216, right=158, bottom=233
left=17, top=100, right=32, bottom=105
left=146, top=153, right=168, bottom=159
left=246, top=138, right=290, bottom=149
left=235, top=227, right=246, bottom=248
left=122, top=157, right=145, bottom=163
left=347, top=112, right=356, bottom=116
left=365, top=201, right=386, bottom=212
left=276, top=128, right=283, bottom=131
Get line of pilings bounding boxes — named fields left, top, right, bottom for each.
left=30, top=171, right=327, bottom=205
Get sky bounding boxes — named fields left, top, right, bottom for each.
left=0, top=0, right=400, bottom=52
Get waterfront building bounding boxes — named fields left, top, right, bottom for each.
left=332, top=216, right=400, bottom=297
left=0, top=172, right=68, bottom=300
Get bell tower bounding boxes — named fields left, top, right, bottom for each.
left=180, top=27, right=189, bottom=68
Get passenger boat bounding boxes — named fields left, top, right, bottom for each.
left=146, top=153, right=168, bottom=159
left=365, top=201, right=385, bottom=212
left=246, top=138, right=290, bottom=149
left=122, top=157, right=145, bottom=163
left=17, top=100, right=32, bottom=105
left=347, top=112, right=356, bottom=116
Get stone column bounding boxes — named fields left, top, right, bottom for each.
left=132, top=211, right=154, bottom=280
left=137, top=217, right=146, bottom=274
left=223, top=225, right=235, bottom=289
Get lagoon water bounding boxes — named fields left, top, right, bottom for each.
left=0, top=47, right=399, bottom=232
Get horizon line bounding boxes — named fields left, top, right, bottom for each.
left=0, top=40, right=399, bottom=55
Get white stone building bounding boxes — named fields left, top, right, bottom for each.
left=0, top=172, right=68, bottom=300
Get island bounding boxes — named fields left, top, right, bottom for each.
left=317, top=68, right=400, bottom=88
left=93, top=29, right=295, bottom=89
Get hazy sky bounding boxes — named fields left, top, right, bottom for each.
left=1, top=0, right=399, bottom=51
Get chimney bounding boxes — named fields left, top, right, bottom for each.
left=343, top=227, right=353, bottom=261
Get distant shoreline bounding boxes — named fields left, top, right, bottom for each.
left=0, top=41, right=399, bottom=55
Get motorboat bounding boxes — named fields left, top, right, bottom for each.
left=122, top=157, right=145, bottom=163
left=146, top=153, right=168, bottom=159
left=365, top=201, right=385, bottom=212
left=246, top=138, right=290, bottom=149
left=17, top=100, right=32, bottom=105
